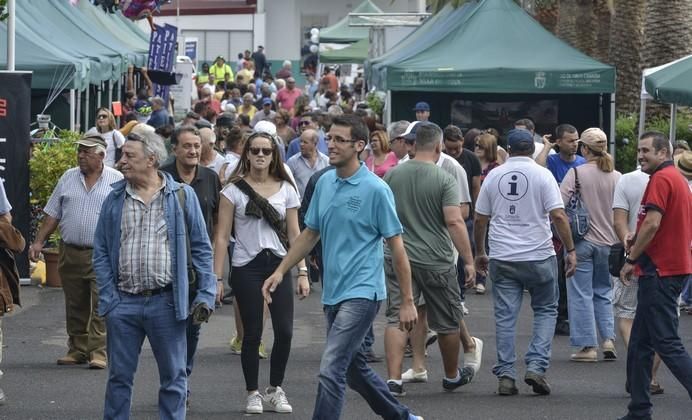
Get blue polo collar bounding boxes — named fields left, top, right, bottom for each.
left=333, top=162, right=368, bottom=185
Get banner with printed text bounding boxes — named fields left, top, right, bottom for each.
left=0, top=72, right=32, bottom=277
left=148, top=24, right=178, bottom=104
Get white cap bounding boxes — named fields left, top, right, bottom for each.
left=254, top=120, right=277, bottom=137
left=224, top=103, right=237, bottom=113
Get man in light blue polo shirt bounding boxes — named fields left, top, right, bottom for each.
left=263, top=114, right=422, bottom=420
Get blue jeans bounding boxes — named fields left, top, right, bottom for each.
left=104, top=290, right=187, bottom=420
left=627, top=274, right=692, bottom=418
left=489, top=257, right=558, bottom=380
left=567, top=240, right=615, bottom=347
left=681, top=278, right=692, bottom=306
left=312, top=298, right=413, bottom=420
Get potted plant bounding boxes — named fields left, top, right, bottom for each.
left=29, top=130, right=79, bottom=287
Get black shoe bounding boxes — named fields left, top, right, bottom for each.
left=442, top=367, right=474, bottom=391
left=498, top=376, right=518, bottom=396
left=554, top=320, right=570, bottom=336
left=616, top=415, right=652, bottom=420
left=524, top=371, right=551, bottom=395
left=387, top=380, right=406, bottom=397
left=364, top=349, right=383, bottom=363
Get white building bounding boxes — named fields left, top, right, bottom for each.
left=154, top=0, right=425, bottom=63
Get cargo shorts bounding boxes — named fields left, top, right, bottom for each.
left=385, top=257, right=463, bottom=334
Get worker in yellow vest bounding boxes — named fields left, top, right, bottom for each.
left=209, top=55, right=234, bottom=85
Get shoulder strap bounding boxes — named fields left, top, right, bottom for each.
left=574, top=167, right=581, bottom=195
left=232, top=178, right=289, bottom=249
left=176, top=186, right=193, bottom=271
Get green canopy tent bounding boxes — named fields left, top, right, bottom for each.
left=639, top=54, right=692, bottom=142
left=0, top=21, right=91, bottom=91
left=319, top=0, right=383, bottom=44
left=369, top=0, right=616, bottom=153
left=75, top=0, right=150, bottom=67
left=320, top=38, right=369, bottom=64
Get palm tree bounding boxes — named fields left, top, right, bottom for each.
left=642, top=0, right=692, bottom=68
left=533, top=0, right=560, bottom=35
left=607, top=0, right=646, bottom=113
left=557, top=0, right=578, bottom=47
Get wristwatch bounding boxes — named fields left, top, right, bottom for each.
left=298, top=267, right=308, bottom=273
left=625, top=257, right=637, bottom=265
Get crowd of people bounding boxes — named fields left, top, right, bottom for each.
left=0, top=48, right=691, bottom=420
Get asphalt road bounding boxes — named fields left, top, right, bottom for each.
left=1, top=283, right=690, bottom=420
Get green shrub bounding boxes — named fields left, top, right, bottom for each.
left=614, top=113, right=692, bottom=173
left=29, top=130, right=80, bottom=245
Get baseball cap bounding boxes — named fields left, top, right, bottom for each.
left=216, top=113, right=235, bottom=127
left=413, top=101, right=430, bottom=112
left=76, top=133, right=107, bottom=148
left=578, top=128, right=607, bottom=153
left=507, top=128, right=534, bottom=150
left=401, top=121, right=439, bottom=143
left=262, top=97, right=273, bottom=106
left=254, top=120, right=277, bottom=137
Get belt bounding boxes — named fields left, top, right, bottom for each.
left=124, top=284, right=173, bottom=297
left=63, top=243, right=93, bottom=251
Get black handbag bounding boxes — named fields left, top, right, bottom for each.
left=565, top=167, right=590, bottom=242
left=608, top=243, right=626, bottom=277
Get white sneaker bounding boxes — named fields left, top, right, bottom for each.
left=463, top=337, right=483, bottom=374
left=401, top=368, right=428, bottom=383
left=246, top=391, right=263, bottom=414
left=263, top=386, right=292, bottom=413
left=461, top=302, right=470, bottom=315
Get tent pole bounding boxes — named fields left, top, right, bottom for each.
left=97, top=82, right=102, bottom=111
left=76, top=89, right=82, bottom=132
left=669, top=104, right=677, bottom=142
left=108, top=80, right=113, bottom=113
left=7, top=0, right=15, bottom=71
left=69, top=89, right=76, bottom=132
left=609, top=93, right=616, bottom=159
left=638, top=98, right=647, bottom=140
left=598, top=94, right=603, bottom=128
left=85, top=85, right=90, bottom=130
left=385, top=90, right=392, bottom=126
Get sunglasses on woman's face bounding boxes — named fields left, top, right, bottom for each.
left=249, top=147, right=273, bottom=156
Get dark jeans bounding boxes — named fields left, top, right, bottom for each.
left=556, top=251, right=568, bottom=323
left=626, top=274, right=692, bottom=418
left=313, top=298, right=412, bottom=420
left=186, top=318, right=201, bottom=382
left=458, top=218, right=486, bottom=293
left=230, top=249, right=294, bottom=391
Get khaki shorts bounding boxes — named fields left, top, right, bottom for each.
left=613, top=276, right=638, bottom=319
left=385, top=257, right=462, bottom=333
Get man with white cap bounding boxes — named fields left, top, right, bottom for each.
left=29, top=133, right=123, bottom=369
left=474, top=128, right=576, bottom=396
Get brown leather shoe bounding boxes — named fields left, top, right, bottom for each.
left=57, top=355, right=87, bottom=365
left=88, top=359, right=107, bottom=370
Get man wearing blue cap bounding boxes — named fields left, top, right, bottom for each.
left=250, top=98, right=276, bottom=127
left=413, top=102, right=430, bottom=122
left=473, top=128, right=577, bottom=397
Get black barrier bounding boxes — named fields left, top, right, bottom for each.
left=0, top=71, right=32, bottom=277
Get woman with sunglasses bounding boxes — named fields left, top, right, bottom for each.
left=213, top=132, right=310, bottom=414
left=93, top=107, right=125, bottom=167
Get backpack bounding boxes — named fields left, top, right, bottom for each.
left=565, top=167, right=590, bottom=242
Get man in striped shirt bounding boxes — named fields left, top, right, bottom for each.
left=29, top=133, right=123, bottom=369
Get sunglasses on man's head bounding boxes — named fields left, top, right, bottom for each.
left=249, top=147, right=273, bottom=156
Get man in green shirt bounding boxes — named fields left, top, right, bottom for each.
left=382, top=122, right=476, bottom=396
